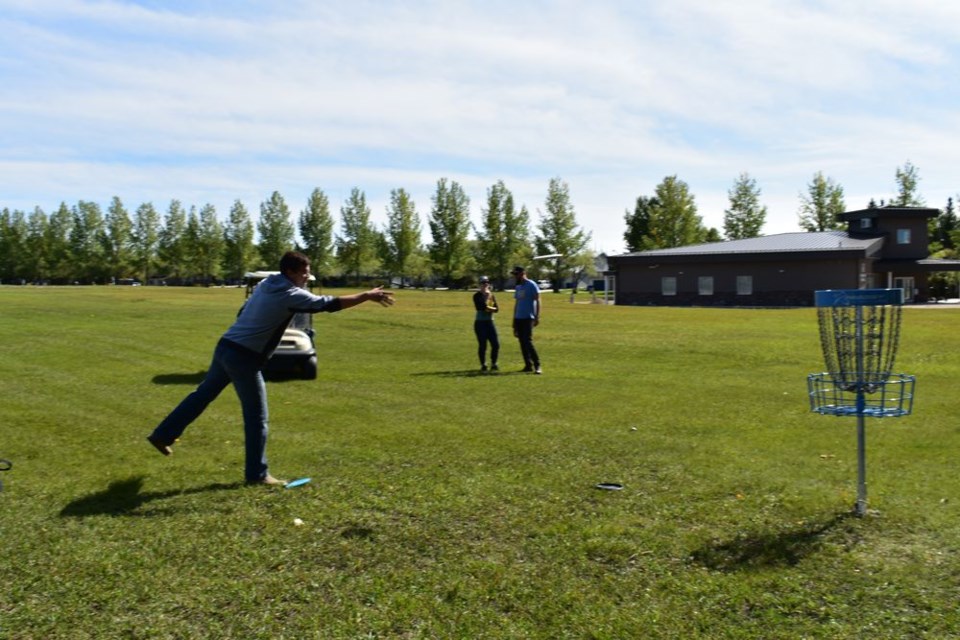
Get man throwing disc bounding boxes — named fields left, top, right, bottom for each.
left=146, top=251, right=394, bottom=485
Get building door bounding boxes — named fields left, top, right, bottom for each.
left=604, top=274, right=616, bottom=304
left=894, top=277, right=915, bottom=302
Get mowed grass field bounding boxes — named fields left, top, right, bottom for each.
left=2, top=285, right=960, bottom=639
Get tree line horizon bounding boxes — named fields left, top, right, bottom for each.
left=1, top=163, right=957, bottom=288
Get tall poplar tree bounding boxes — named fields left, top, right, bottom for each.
left=383, top=188, right=422, bottom=285
left=182, top=207, right=203, bottom=280
left=257, top=191, right=295, bottom=269
left=46, top=203, right=73, bottom=283
left=428, top=178, right=472, bottom=286
left=195, top=203, right=224, bottom=284
left=798, top=172, right=845, bottom=232
left=505, top=204, right=533, bottom=277
left=475, top=180, right=530, bottom=289
left=158, top=200, right=188, bottom=280
left=223, top=200, right=257, bottom=281
left=25, top=207, right=50, bottom=282
left=103, top=196, right=134, bottom=279
left=70, top=200, right=107, bottom=283
left=623, top=195, right=658, bottom=251
left=131, top=202, right=160, bottom=283
left=650, top=176, right=704, bottom=248
left=336, top=187, right=379, bottom=284
left=892, top=160, right=924, bottom=207
left=627, top=176, right=705, bottom=250
left=535, top=177, right=591, bottom=288
left=723, top=173, right=767, bottom=240
left=298, top=188, right=335, bottom=280
left=0, top=208, right=28, bottom=281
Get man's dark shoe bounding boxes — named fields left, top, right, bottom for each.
left=147, top=435, right=174, bottom=456
left=522, top=365, right=533, bottom=372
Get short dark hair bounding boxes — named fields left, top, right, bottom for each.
left=279, top=251, right=310, bottom=274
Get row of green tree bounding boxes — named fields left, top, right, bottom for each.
left=623, top=161, right=958, bottom=255
left=0, top=178, right=592, bottom=288
left=5, top=162, right=958, bottom=288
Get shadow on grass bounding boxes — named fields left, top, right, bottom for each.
left=152, top=371, right=207, bottom=385
left=341, top=525, right=375, bottom=539
left=60, top=476, right=242, bottom=517
left=689, top=511, right=854, bottom=572
left=411, top=369, right=528, bottom=378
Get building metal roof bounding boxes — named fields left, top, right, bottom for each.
left=614, top=231, right=884, bottom=258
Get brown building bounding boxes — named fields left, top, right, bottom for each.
left=606, top=206, right=960, bottom=306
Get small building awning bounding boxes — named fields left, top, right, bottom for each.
left=873, top=259, right=960, bottom=273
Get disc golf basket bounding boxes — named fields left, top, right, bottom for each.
left=807, top=289, right=915, bottom=516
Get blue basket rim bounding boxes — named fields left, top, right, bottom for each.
left=814, top=288, right=904, bottom=307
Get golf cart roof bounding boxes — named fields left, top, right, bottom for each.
left=243, top=271, right=316, bottom=282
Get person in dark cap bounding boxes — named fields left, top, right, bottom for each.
left=472, top=276, right=500, bottom=371
left=511, top=266, right=541, bottom=374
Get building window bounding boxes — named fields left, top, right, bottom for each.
left=698, top=276, right=713, bottom=295
left=662, top=276, right=677, bottom=296
left=897, top=228, right=911, bottom=244
left=860, top=218, right=873, bottom=229
left=736, top=275, right=753, bottom=295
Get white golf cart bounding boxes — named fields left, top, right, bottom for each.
left=243, top=271, right=318, bottom=380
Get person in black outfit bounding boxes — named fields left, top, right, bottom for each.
left=472, top=276, right=500, bottom=371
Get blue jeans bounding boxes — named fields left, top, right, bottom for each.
left=151, top=339, right=269, bottom=482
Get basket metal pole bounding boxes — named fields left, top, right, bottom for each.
left=855, top=412, right=867, bottom=516
left=854, top=305, right=868, bottom=516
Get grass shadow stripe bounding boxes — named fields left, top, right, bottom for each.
left=60, top=476, right=243, bottom=517
left=688, top=511, right=854, bottom=572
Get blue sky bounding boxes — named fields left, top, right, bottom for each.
left=3, top=0, right=960, bottom=254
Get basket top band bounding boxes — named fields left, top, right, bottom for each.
left=815, top=289, right=904, bottom=308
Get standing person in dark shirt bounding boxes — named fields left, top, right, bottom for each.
left=472, top=276, right=499, bottom=372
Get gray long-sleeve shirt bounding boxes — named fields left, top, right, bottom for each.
left=222, top=273, right=341, bottom=359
